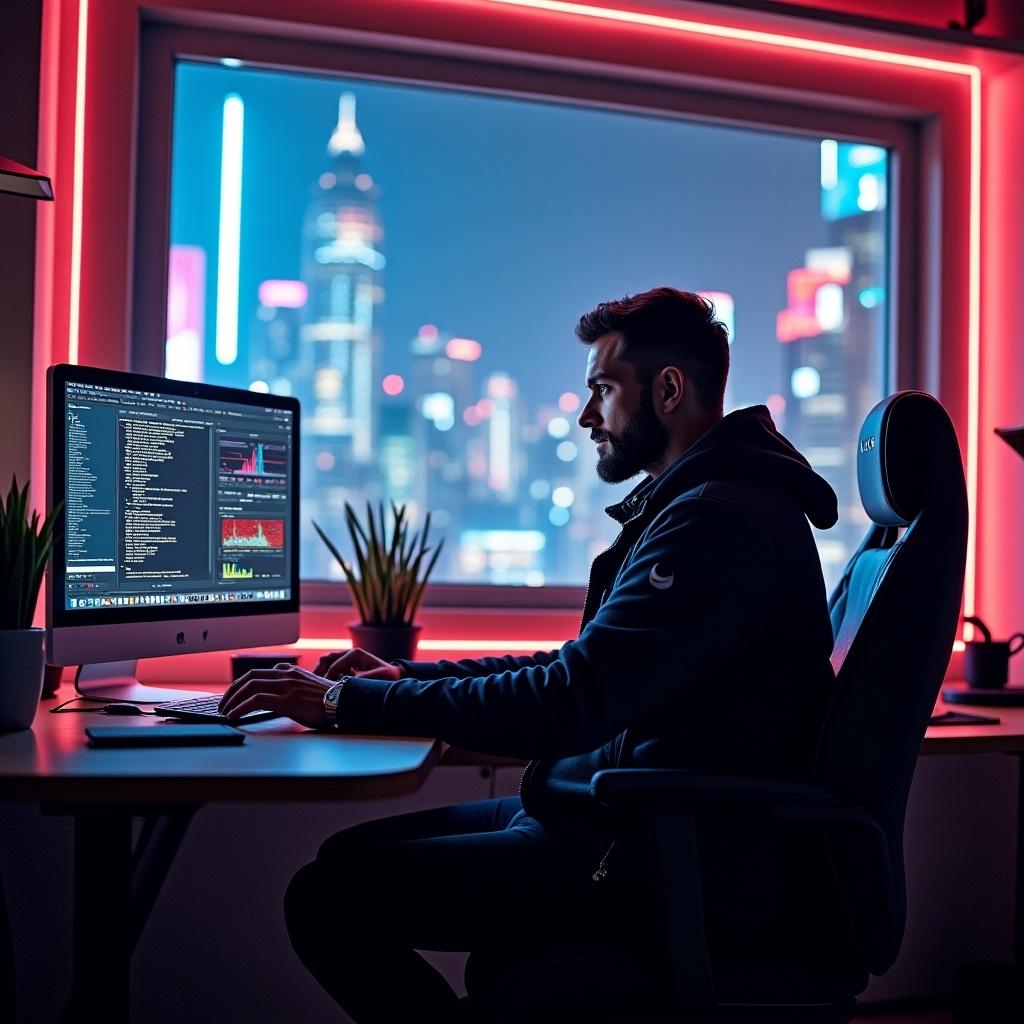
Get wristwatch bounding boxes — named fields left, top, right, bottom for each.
left=322, top=677, right=348, bottom=727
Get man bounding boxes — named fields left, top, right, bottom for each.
left=220, top=288, right=840, bottom=1021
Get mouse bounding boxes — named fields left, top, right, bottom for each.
left=101, top=702, right=146, bottom=716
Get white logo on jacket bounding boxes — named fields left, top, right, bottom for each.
left=649, top=563, right=674, bottom=590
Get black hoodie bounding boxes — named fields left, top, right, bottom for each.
left=336, top=406, right=839, bottom=838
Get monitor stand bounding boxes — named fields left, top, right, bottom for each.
left=75, top=661, right=217, bottom=704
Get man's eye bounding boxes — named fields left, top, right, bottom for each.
left=596, top=383, right=609, bottom=395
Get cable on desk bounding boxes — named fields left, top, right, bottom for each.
left=49, top=697, right=159, bottom=715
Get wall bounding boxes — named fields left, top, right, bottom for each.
left=1, top=0, right=1024, bottom=1018
left=769, top=0, right=1024, bottom=40
left=0, top=0, right=42, bottom=489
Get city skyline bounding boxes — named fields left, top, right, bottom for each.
left=168, top=61, right=889, bottom=589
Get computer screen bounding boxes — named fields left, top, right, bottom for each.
left=47, top=364, right=300, bottom=672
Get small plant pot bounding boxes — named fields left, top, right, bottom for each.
left=0, top=628, right=46, bottom=731
left=348, top=622, right=422, bottom=663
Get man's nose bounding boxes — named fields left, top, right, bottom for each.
left=578, top=399, right=596, bottom=429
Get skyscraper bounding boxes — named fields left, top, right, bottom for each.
left=299, top=94, right=386, bottom=575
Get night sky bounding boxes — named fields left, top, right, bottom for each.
left=170, top=61, right=835, bottom=411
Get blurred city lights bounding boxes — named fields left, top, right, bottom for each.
left=418, top=324, right=439, bottom=340
left=791, top=366, right=822, bottom=399
left=765, top=393, right=787, bottom=418
left=547, top=416, right=570, bottom=439
left=858, top=286, right=884, bottom=309
left=815, top=282, right=844, bottom=331
left=382, top=373, right=405, bottom=396
left=422, top=392, right=455, bottom=431
left=558, top=392, right=580, bottom=413
left=529, top=479, right=551, bottom=500
left=556, top=441, right=578, bottom=462
left=258, top=279, right=308, bottom=309
left=857, top=173, right=882, bottom=211
left=446, top=337, right=482, bottom=361
left=248, top=379, right=270, bottom=393
left=487, top=374, right=516, bottom=399
left=552, top=485, right=575, bottom=508
left=549, top=507, right=570, bottom=527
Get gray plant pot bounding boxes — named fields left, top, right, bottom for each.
left=347, top=622, right=422, bottom=663
left=0, top=628, right=46, bottom=731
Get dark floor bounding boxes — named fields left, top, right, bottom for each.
left=854, top=1014, right=949, bottom=1023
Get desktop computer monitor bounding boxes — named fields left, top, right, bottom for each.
left=46, top=363, right=300, bottom=702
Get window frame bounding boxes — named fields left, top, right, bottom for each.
left=134, top=21, right=918, bottom=609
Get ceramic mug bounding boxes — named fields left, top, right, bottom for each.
left=964, top=630, right=1024, bottom=689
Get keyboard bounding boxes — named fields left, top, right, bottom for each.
left=154, top=695, right=278, bottom=724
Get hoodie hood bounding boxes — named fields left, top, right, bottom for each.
left=607, top=405, right=839, bottom=530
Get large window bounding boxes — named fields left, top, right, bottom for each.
left=167, top=62, right=889, bottom=593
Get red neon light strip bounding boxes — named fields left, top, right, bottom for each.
left=484, top=0, right=982, bottom=633
left=57, top=0, right=981, bottom=632
left=68, top=0, right=90, bottom=366
left=290, top=637, right=571, bottom=652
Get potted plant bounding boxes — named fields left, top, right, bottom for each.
left=313, top=501, right=444, bottom=662
left=0, top=478, right=60, bottom=730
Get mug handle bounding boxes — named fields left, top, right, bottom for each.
left=1010, top=633, right=1024, bottom=657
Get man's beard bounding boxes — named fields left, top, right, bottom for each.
left=592, top=389, right=669, bottom=484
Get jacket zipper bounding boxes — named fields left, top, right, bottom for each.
left=592, top=838, right=618, bottom=882
left=591, top=726, right=629, bottom=883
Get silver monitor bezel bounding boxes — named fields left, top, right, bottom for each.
left=46, top=363, right=301, bottom=669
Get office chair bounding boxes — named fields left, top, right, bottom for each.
left=464, top=391, right=969, bottom=1023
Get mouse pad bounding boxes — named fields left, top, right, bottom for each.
left=86, top=725, right=245, bottom=747
left=928, top=710, right=1001, bottom=726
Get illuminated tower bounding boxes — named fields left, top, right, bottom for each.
left=300, top=94, right=384, bottom=466
left=299, top=94, right=385, bottom=577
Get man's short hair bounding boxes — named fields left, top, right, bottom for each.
left=575, top=287, right=730, bottom=411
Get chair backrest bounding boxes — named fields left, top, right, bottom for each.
left=819, top=391, right=968, bottom=975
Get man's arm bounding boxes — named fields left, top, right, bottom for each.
left=394, top=651, right=561, bottom=681
left=335, top=499, right=771, bottom=759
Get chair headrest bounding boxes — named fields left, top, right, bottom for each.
left=857, top=391, right=958, bottom=527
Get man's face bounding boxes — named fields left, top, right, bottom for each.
left=577, top=332, right=669, bottom=484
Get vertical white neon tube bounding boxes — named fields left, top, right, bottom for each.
left=215, top=93, right=244, bottom=366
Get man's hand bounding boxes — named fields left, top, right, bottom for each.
left=219, top=663, right=335, bottom=728
left=313, top=648, right=402, bottom=682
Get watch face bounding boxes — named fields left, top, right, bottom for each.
left=326, top=682, right=344, bottom=702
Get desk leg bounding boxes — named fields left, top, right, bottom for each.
left=1016, top=754, right=1024, bottom=970
left=131, top=808, right=199, bottom=950
left=64, top=810, right=132, bottom=1023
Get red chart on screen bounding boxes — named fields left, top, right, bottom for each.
left=221, top=518, right=285, bottom=550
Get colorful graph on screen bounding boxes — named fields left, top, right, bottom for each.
left=221, top=562, right=255, bottom=580
left=221, top=518, right=285, bottom=550
left=218, top=438, right=287, bottom=477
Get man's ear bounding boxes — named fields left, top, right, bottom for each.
left=657, top=366, right=685, bottom=414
